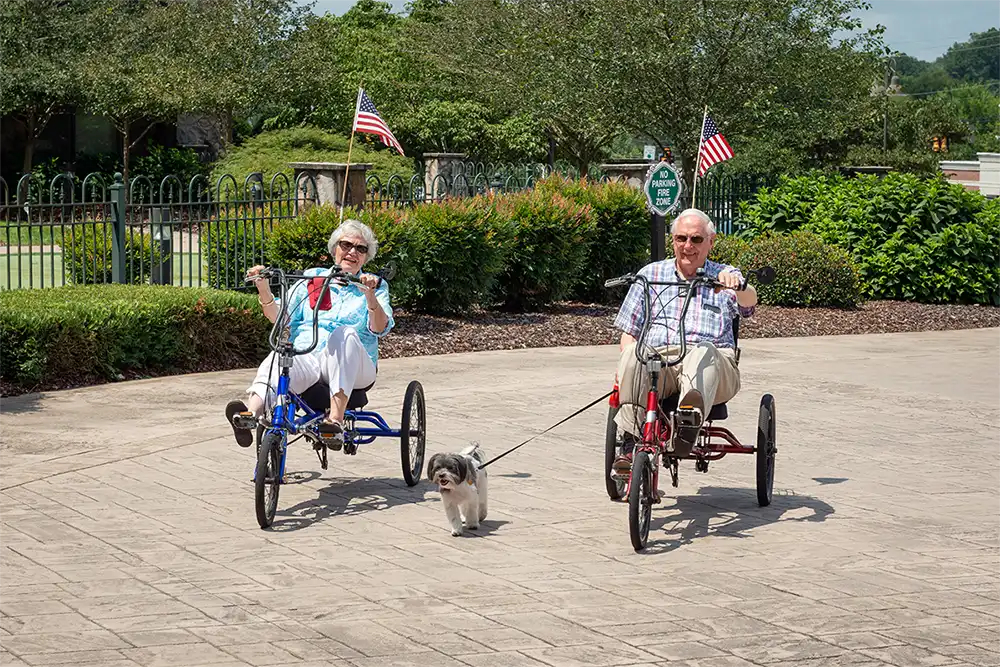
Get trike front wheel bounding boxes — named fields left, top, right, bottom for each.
left=628, top=451, right=653, bottom=551
left=255, top=431, right=282, bottom=529
left=401, top=380, right=426, bottom=487
left=756, top=394, right=776, bottom=507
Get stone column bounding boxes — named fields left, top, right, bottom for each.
left=599, top=161, right=658, bottom=188
left=977, top=153, right=999, bottom=197
left=423, top=152, right=466, bottom=198
left=288, top=162, right=373, bottom=211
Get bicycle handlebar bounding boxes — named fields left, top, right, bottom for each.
left=247, top=266, right=360, bottom=357
left=605, top=265, right=775, bottom=368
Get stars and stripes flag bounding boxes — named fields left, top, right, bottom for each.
left=353, top=89, right=405, bottom=156
left=696, top=115, right=733, bottom=176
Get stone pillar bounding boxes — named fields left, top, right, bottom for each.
left=423, top=152, right=466, bottom=198
left=599, top=161, right=658, bottom=188
left=288, top=162, right=372, bottom=211
left=977, top=153, right=999, bottom=197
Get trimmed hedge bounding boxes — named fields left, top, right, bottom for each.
left=739, top=173, right=1000, bottom=305
left=537, top=176, right=649, bottom=303
left=0, top=285, right=270, bottom=391
left=492, top=188, right=596, bottom=310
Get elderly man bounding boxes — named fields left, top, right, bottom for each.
left=613, top=208, right=758, bottom=456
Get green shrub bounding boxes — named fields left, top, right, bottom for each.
left=491, top=188, right=595, bottom=311
left=211, top=126, right=414, bottom=192
left=0, top=285, right=270, bottom=391
left=739, top=172, right=998, bottom=304
left=537, top=175, right=649, bottom=303
left=64, top=223, right=165, bottom=285
left=399, top=197, right=509, bottom=313
left=739, top=232, right=861, bottom=308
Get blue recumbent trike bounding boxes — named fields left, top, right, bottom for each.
left=247, top=266, right=426, bottom=530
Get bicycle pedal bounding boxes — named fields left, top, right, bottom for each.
left=232, top=412, right=257, bottom=430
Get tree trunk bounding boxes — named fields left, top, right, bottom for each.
left=21, top=112, right=37, bottom=176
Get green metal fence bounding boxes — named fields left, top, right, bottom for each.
left=0, top=171, right=318, bottom=290
left=1, top=165, right=775, bottom=289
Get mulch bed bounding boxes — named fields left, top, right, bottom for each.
left=3, top=301, right=997, bottom=397
left=378, top=300, right=1000, bottom=359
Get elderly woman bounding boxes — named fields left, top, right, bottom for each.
left=225, top=219, right=393, bottom=448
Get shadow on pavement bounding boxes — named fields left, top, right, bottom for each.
left=641, top=485, right=834, bottom=555
left=268, top=476, right=428, bottom=532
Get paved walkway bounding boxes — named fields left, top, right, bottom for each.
left=1, top=329, right=998, bottom=667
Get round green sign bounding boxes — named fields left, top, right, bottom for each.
left=643, top=162, right=683, bottom=216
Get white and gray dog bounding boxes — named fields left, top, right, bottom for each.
left=426, top=443, right=488, bottom=536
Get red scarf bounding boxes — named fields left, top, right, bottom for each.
left=307, top=278, right=332, bottom=310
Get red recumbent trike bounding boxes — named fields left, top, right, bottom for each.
left=603, top=265, right=777, bottom=551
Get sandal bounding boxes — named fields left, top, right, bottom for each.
left=225, top=399, right=255, bottom=448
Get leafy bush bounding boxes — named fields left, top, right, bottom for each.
left=491, top=188, right=595, bottom=310
left=64, top=223, right=165, bottom=285
left=739, top=232, right=861, bottom=308
left=132, top=145, right=211, bottom=188
left=739, top=172, right=999, bottom=304
left=537, top=175, right=649, bottom=303
left=0, top=285, right=270, bottom=391
left=399, top=197, right=509, bottom=313
left=211, top=126, right=414, bottom=191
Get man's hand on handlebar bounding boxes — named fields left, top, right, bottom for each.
left=715, top=269, right=744, bottom=292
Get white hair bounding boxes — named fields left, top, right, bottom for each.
left=328, top=219, right=378, bottom=261
left=670, top=208, right=716, bottom=236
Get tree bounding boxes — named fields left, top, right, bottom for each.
left=602, top=0, right=884, bottom=185
left=0, top=0, right=86, bottom=176
left=414, top=0, right=625, bottom=173
left=940, top=28, right=1000, bottom=83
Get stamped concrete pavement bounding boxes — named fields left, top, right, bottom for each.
left=1, top=328, right=998, bottom=667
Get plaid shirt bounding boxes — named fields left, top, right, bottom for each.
left=613, top=259, right=755, bottom=350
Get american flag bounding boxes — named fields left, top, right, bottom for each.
left=697, top=115, right=733, bottom=176
left=353, top=89, right=404, bottom=156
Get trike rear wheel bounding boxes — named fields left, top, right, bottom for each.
left=628, top=451, right=653, bottom=551
left=756, top=394, right=776, bottom=507
left=255, top=432, right=282, bottom=529
left=401, top=380, right=426, bottom=487
left=604, top=407, right=633, bottom=500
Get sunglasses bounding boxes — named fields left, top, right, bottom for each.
left=673, top=235, right=705, bottom=245
left=337, top=239, right=369, bottom=255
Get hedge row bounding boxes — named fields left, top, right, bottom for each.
left=0, top=286, right=270, bottom=390
left=739, top=173, right=1000, bottom=305
left=266, top=175, right=650, bottom=313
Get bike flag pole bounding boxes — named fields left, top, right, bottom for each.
left=340, top=84, right=363, bottom=223
left=691, top=105, right=708, bottom=207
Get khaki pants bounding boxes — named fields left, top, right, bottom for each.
left=614, top=341, right=740, bottom=437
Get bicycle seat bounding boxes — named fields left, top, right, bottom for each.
left=299, top=382, right=373, bottom=412
left=660, top=393, right=728, bottom=421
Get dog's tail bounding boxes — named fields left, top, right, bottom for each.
left=460, top=441, right=485, bottom=465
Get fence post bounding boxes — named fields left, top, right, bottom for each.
left=110, top=172, right=126, bottom=283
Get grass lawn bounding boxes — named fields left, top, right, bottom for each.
left=1, top=252, right=208, bottom=290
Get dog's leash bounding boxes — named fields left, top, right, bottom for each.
left=478, top=390, right=613, bottom=470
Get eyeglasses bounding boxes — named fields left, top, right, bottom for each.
left=337, top=239, right=369, bottom=255
left=673, top=235, right=705, bottom=245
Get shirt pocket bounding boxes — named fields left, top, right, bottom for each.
left=698, top=295, right=727, bottom=342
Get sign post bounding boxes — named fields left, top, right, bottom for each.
left=642, top=162, right=684, bottom=262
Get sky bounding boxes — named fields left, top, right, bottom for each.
left=301, top=0, right=999, bottom=62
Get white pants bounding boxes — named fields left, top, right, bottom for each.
left=247, top=326, right=376, bottom=411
